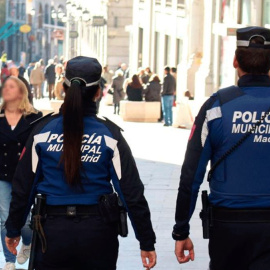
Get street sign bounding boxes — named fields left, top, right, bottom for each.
left=20, top=24, right=31, bottom=33
left=92, top=16, right=106, bottom=27
left=69, top=30, right=79, bottom=39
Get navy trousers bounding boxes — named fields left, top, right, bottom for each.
left=34, top=215, right=119, bottom=270
left=209, top=220, right=270, bottom=270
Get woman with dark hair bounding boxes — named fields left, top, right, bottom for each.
left=5, top=56, right=157, bottom=270
left=126, top=74, right=143, bottom=101
left=144, top=74, right=162, bottom=102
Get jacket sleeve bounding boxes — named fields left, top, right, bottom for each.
left=162, top=77, right=168, bottom=95
left=5, top=132, right=40, bottom=238
left=44, top=67, right=48, bottom=79
left=109, top=130, right=156, bottom=251
left=172, top=96, right=217, bottom=241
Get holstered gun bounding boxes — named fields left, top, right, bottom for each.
left=117, top=196, right=128, bottom=237
left=199, top=190, right=211, bottom=239
left=28, top=194, right=46, bottom=270
left=98, top=193, right=128, bottom=238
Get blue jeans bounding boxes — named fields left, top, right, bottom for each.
left=0, top=181, right=32, bottom=263
left=162, top=95, right=174, bottom=125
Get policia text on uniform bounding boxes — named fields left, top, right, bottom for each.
left=173, top=26, right=270, bottom=270
left=4, top=57, right=157, bottom=270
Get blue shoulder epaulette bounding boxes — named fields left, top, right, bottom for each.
left=217, top=86, right=245, bottom=106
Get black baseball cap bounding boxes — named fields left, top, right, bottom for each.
left=237, top=26, right=270, bottom=49
left=64, top=56, right=102, bottom=87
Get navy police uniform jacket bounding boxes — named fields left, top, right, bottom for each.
left=173, top=74, right=270, bottom=240
left=6, top=106, right=156, bottom=251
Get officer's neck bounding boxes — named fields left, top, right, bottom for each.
left=237, top=68, right=248, bottom=78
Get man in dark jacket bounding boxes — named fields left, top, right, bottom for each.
left=161, top=66, right=176, bottom=126
left=45, top=59, right=56, bottom=100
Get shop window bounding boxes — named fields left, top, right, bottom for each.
left=241, top=0, right=251, bottom=25
left=154, top=32, right=160, bottom=73
left=177, top=0, right=185, bottom=8
left=164, top=34, right=171, bottom=66
left=16, top=3, right=20, bottom=19
left=263, top=0, right=270, bottom=26
left=176, top=38, right=183, bottom=66
left=138, top=27, right=143, bottom=68
left=166, top=0, right=172, bottom=7
left=21, top=3, right=25, bottom=20
left=51, top=7, right=55, bottom=25
left=44, top=4, right=49, bottom=24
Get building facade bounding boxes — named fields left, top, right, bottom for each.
left=3, top=0, right=66, bottom=64
left=130, top=0, right=186, bottom=78
left=131, top=0, right=270, bottom=103
left=212, top=0, right=270, bottom=92
left=76, top=0, right=133, bottom=70
left=106, top=0, right=133, bottom=70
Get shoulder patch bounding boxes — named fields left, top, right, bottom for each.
left=217, top=86, right=245, bottom=106
left=102, top=117, right=124, bottom=132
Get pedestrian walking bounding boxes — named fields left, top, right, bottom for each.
left=30, top=63, right=45, bottom=99
left=8, top=65, right=33, bottom=104
left=111, top=70, right=125, bottom=114
left=0, top=76, right=42, bottom=270
left=54, top=64, right=65, bottom=100
left=5, top=56, right=157, bottom=270
left=1, top=64, right=10, bottom=84
left=161, top=66, right=176, bottom=126
left=120, top=63, right=129, bottom=79
left=138, top=68, right=149, bottom=85
left=102, top=65, right=113, bottom=85
left=173, top=26, right=270, bottom=270
left=45, top=59, right=56, bottom=100
left=126, top=74, right=143, bottom=101
left=144, top=74, right=161, bottom=102
left=18, top=63, right=26, bottom=77
left=26, top=63, right=35, bottom=78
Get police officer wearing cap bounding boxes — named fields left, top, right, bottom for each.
left=4, top=56, right=157, bottom=270
left=173, top=27, right=270, bottom=270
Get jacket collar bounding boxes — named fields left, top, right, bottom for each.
left=0, top=110, right=34, bottom=138
left=238, top=74, right=270, bottom=87
left=59, top=101, right=97, bottom=117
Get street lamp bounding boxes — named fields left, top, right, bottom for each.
left=51, top=9, right=57, bottom=19
left=82, top=9, right=91, bottom=22
left=76, top=6, right=83, bottom=17
left=58, top=9, right=65, bottom=19
left=66, top=0, right=72, bottom=9
left=71, top=3, right=77, bottom=17
left=59, top=2, right=92, bottom=58
left=62, top=15, right=68, bottom=23
left=30, top=8, right=36, bottom=16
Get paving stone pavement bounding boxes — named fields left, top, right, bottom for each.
left=0, top=100, right=210, bottom=269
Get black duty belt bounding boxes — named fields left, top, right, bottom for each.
left=212, top=207, right=270, bottom=223
left=46, top=205, right=99, bottom=217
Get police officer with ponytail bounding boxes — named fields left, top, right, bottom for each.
left=4, top=56, right=157, bottom=270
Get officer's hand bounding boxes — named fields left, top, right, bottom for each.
left=175, top=237, right=194, bottom=264
left=5, top=236, right=21, bottom=255
left=141, top=250, right=157, bottom=269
